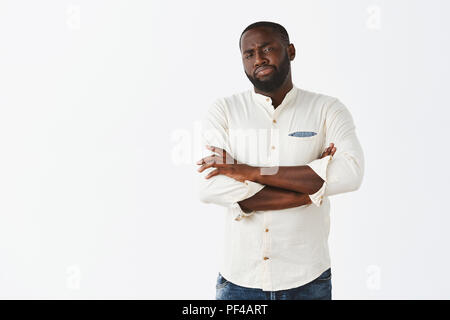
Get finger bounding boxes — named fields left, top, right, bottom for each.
left=207, top=145, right=232, bottom=164
left=196, top=157, right=207, bottom=165
left=328, top=143, right=335, bottom=155
left=196, top=157, right=208, bottom=165
left=197, top=162, right=216, bottom=173
left=196, top=155, right=219, bottom=165
left=224, top=152, right=235, bottom=164
left=331, top=147, right=336, bottom=155
left=206, top=145, right=225, bottom=156
left=205, top=169, right=220, bottom=179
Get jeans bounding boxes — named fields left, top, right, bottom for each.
left=216, top=268, right=332, bottom=300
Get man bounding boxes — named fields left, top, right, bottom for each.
left=196, top=21, right=364, bottom=300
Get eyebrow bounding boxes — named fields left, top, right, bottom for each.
left=242, top=41, right=273, bottom=55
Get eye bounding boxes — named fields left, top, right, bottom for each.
left=263, top=47, right=273, bottom=53
left=245, top=53, right=253, bottom=59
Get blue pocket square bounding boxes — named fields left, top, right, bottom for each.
left=288, top=131, right=317, bottom=137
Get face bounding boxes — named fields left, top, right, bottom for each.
left=240, top=27, right=294, bottom=92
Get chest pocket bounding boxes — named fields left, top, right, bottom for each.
left=288, top=131, right=317, bottom=140
left=282, top=130, right=321, bottom=164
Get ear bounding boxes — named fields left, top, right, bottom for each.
left=288, top=43, right=296, bottom=61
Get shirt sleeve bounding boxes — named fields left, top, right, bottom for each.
left=305, top=99, right=365, bottom=206
left=197, top=99, right=266, bottom=219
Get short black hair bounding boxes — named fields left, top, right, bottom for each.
left=239, top=21, right=290, bottom=50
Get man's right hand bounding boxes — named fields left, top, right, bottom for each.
left=320, top=143, right=336, bottom=159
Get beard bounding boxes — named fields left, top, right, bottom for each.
left=245, top=51, right=291, bottom=92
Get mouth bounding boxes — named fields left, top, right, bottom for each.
left=255, top=66, right=275, bottom=77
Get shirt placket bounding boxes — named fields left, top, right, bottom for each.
left=253, top=91, right=293, bottom=291
left=261, top=210, right=273, bottom=291
left=260, top=96, right=277, bottom=291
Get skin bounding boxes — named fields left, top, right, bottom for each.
left=197, top=26, right=337, bottom=213
left=197, top=144, right=336, bottom=212
left=241, top=26, right=295, bottom=108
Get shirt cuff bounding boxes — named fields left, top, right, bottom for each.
left=306, top=155, right=332, bottom=207
left=231, top=180, right=265, bottom=221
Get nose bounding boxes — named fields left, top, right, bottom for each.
left=254, top=51, right=268, bottom=69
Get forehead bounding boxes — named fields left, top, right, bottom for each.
left=240, top=27, right=281, bottom=51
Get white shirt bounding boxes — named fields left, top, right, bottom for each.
left=198, top=84, right=364, bottom=291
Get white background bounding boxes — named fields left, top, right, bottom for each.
left=0, top=0, right=449, bottom=299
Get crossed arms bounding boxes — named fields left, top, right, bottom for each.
left=197, top=144, right=336, bottom=213
left=197, top=98, right=364, bottom=217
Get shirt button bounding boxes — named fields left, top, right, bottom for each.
left=265, top=228, right=269, bottom=232
left=263, top=257, right=269, bottom=260
left=272, top=119, right=277, bottom=124
left=266, top=98, right=270, bottom=102
left=271, top=146, right=276, bottom=150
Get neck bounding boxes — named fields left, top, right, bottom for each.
left=254, top=75, right=293, bottom=108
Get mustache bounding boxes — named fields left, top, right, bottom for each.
left=254, top=65, right=276, bottom=77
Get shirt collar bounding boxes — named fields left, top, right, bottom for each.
left=250, top=84, right=298, bottom=112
